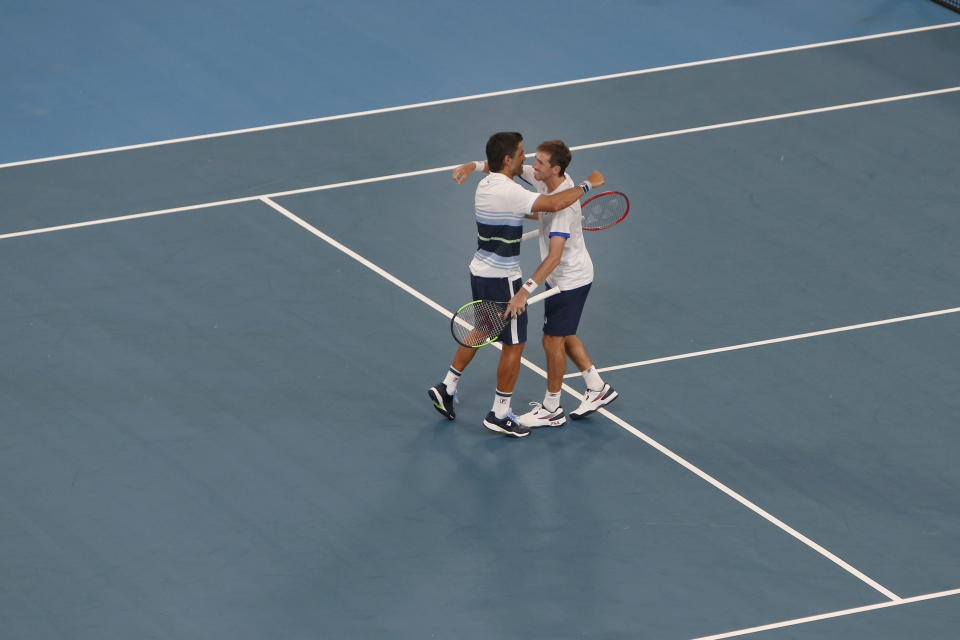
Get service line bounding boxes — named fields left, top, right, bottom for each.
left=2, top=84, right=959, bottom=243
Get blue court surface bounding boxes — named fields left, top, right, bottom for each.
left=2, top=2, right=959, bottom=639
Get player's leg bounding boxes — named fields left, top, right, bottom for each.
left=516, top=333, right=569, bottom=428
left=552, top=284, right=617, bottom=420
left=543, top=334, right=566, bottom=394
left=428, top=345, right=476, bottom=420
left=563, top=334, right=592, bottom=371
left=566, top=334, right=618, bottom=419
left=496, top=342, right=524, bottom=393
left=518, top=287, right=587, bottom=429
left=429, top=275, right=491, bottom=420
left=482, top=276, right=529, bottom=437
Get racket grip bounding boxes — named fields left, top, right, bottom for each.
left=521, top=229, right=537, bottom=241
left=527, top=288, right=561, bottom=305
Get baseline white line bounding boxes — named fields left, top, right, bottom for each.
left=690, top=587, right=960, bottom=640
left=1, top=21, right=957, bottom=169
left=3, top=84, right=959, bottom=243
left=262, top=196, right=899, bottom=602
left=567, top=306, right=960, bottom=378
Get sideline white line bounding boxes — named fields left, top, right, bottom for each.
left=3, top=84, right=959, bottom=244
left=260, top=197, right=899, bottom=602
left=597, top=403, right=901, bottom=601
left=261, top=196, right=452, bottom=318
left=568, top=306, right=960, bottom=378
left=690, top=587, right=960, bottom=640
left=260, top=197, right=550, bottom=378
left=1, top=21, right=957, bottom=170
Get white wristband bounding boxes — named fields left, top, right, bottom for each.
left=578, top=181, right=591, bottom=194
left=474, top=160, right=484, bottom=172
left=522, top=278, right=537, bottom=293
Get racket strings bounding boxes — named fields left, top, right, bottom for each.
left=581, top=192, right=628, bottom=230
left=452, top=299, right=509, bottom=347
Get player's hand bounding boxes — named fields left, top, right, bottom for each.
left=452, top=163, right=474, bottom=184
left=505, top=290, right=529, bottom=319
left=587, top=170, right=605, bottom=188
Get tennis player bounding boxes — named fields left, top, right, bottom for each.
left=510, top=140, right=617, bottom=427
left=428, top=132, right=604, bottom=437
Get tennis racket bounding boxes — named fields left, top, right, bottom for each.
left=522, top=190, right=629, bottom=241
left=451, top=288, right=560, bottom=348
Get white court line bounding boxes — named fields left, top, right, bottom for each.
left=2, top=83, right=960, bottom=244
left=0, top=166, right=461, bottom=241
left=259, top=196, right=900, bottom=602
left=1, top=21, right=957, bottom=170
left=567, top=306, right=960, bottom=378
left=260, top=196, right=550, bottom=381
left=690, top=587, right=960, bottom=640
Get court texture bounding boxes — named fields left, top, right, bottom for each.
left=2, top=2, right=959, bottom=638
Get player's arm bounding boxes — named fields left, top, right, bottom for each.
left=452, top=160, right=488, bottom=183
left=531, top=171, right=605, bottom=212
left=520, top=166, right=541, bottom=219
left=504, top=235, right=566, bottom=318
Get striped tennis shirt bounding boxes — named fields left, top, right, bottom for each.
left=468, top=173, right=539, bottom=279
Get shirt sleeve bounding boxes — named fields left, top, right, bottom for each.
left=548, top=206, right=578, bottom=238
left=508, top=179, right=541, bottom=214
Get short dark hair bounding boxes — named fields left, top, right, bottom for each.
left=536, top=140, right=571, bottom=176
left=485, top=132, right=523, bottom=171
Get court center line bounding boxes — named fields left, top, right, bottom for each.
left=261, top=196, right=900, bottom=602
left=1, top=21, right=957, bottom=170
left=689, top=587, right=960, bottom=640
left=2, top=84, right=959, bottom=244
left=568, top=306, right=960, bottom=378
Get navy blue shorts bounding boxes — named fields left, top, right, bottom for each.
left=543, top=283, right=592, bottom=337
left=470, top=274, right=527, bottom=345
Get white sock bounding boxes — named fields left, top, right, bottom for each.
left=543, top=391, right=562, bottom=412
left=443, top=366, right=462, bottom=393
left=493, top=390, right=512, bottom=419
left=582, top=365, right=604, bottom=392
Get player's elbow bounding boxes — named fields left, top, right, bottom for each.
left=533, top=195, right=562, bottom=213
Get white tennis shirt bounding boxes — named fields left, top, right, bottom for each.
left=468, top=172, right=539, bottom=279
left=520, top=165, right=594, bottom=290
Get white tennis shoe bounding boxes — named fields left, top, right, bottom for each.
left=517, top=402, right=566, bottom=428
left=570, top=384, right=618, bottom=420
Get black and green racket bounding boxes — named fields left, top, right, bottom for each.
left=450, top=288, right=560, bottom=348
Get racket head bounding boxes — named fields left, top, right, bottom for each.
left=450, top=299, right=510, bottom=348
left=580, top=190, right=629, bottom=231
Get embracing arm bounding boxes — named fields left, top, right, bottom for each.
left=452, top=160, right=488, bottom=183
left=531, top=170, right=605, bottom=212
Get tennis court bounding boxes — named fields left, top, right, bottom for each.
left=2, top=2, right=959, bottom=638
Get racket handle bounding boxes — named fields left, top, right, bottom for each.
left=521, top=229, right=537, bottom=241
left=527, top=288, right=561, bottom=305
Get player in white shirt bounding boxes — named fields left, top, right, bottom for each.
left=512, top=140, right=618, bottom=427
left=429, top=132, right=604, bottom=437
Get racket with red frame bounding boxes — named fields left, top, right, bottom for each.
left=522, top=190, right=629, bottom=241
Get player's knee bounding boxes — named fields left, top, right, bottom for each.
left=543, top=333, right=565, bottom=351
